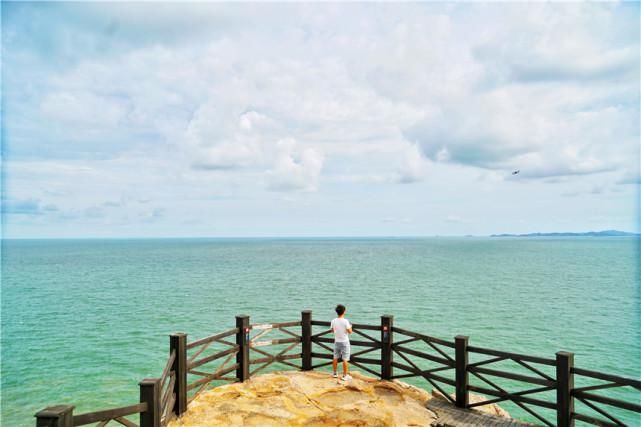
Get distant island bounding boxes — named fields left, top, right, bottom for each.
left=491, top=230, right=639, bottom=237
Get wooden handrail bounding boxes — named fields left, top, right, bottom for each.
left=572, top=367, right=641, bottom=389
left=467, top=345, right=557, bottom=366
left=186, top=328, right=239, bottom=350
left=310, top=320, right=330, bottom=326
left=394, top=344, right=455, bottom=367
left=160, top=350, right=175, bottom=387
left=189, top=346, right=239, bottom=370
left=468, top=365, right=556, bottom=387
left=160, top=373, right=176, bottom=415
left=73, top=403, right=148, bottom=426
left=350, top=323, right=381, bottom=331
left=392, top=326, right=456, bottom=348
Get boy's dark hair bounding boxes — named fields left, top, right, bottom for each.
left=335, top=304, right=346, bottom=316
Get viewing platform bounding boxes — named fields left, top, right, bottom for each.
left=35, top=311, right=641, bottom=427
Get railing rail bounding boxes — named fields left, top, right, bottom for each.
left=389, top=323, right=457, bottom=405
left=158, top=349, right=176, bottom=427
left=461, top=344, right=561, bottom=426
left=248, top=319, right=302, bottom=376
left=570, top=366, right=641, bottom=426
left=185, top=326, right=239, bottom=404
left=35, top=310, right=641, bottom=427
left=72, top=403, right=148, bottom=426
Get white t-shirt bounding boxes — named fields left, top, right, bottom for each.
left=331, top=317, right=352, bottom=343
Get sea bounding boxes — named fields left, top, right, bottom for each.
left=1, top=237, right=639, bottom=426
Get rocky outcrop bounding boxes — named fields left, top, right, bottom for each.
left=168, top=371, right=437, bottom=426
left=168, top=371, right=517, bottom=427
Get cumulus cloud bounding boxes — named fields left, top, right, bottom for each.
left=187, top=107, right=273, bottom=170
left=19, top=2, right=638, bottom=183
left=265, top=139, right=324, bottom=192
left=392, top=4, right=639, bottom=179
left=404, top=89, right=637, bottom=178
left=396, top=144, right=426, bottom=184
left=2, top=2, right=638, bottom=236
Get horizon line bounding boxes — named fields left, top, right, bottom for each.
left=2, top=230, right=639, bottom=240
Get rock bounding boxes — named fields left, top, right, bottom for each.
left=168, top=371, right=438, bottom=427
left=431, top=390, right=511, bottom=418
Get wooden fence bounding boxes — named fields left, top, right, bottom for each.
left=35, top=311, right=641, bottom=427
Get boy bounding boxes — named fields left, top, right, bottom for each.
left=331, top=304, right=353, bottom=381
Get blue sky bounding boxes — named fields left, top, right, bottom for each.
left=2, top=2, right=639, bottom=238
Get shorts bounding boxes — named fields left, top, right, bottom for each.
left=333, top=341, right=350, bottom=361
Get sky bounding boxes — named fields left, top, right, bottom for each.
left=1, top=2, right=639, bottom=238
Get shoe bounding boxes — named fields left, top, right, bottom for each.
left=342, top=374, right=352, bottom=381
left=332, top=372, right=338, bottom=378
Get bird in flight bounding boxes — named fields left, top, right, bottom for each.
left=512, top=170, right=520, bottom=175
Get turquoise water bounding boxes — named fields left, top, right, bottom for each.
left=1, top=237, right=639, bottom=426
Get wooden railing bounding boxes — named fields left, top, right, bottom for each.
left=185, top=327, right=239, bottom=404
left=465, top=344, right=559, bottom=426
left=35, top=311, right=641, bottom=427
left=391, top=326, right=457, bottom=404
left=570, top=367, right=641, bottom=427
left=248, top=320, right=302, bottom=376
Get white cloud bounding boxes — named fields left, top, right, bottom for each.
left=34, top=3, right=637, bottom=184
left=265, top=139, right=324, bottom=192
left=396, top=144, right=426, bottom=184
left=40, top=91, right=127, bottom=127
left=3, top=2, right=639, bottom=236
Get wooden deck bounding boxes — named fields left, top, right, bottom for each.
left=427, top=398, right=540, bottom=427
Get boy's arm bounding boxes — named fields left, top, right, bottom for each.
left=347, top=320, right=353, bottom=334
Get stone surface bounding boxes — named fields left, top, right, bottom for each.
left=168, top=371, right=528, bottom=427
left=168, top=371, right=438, bottom=427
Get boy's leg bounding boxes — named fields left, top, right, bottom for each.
left=332, top=358, right=338, bottom=374
left=342, top=343, right=350, bottom=377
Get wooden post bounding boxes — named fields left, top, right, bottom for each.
left=139, top=378, right=160, bottom=427
left=556, top=351, right=575, bottom=427
left=381, top=315, right=394, bottom=380
left=455, top=335, right=469, bottom=408
left=301, top=310, right=312, bottom=371
left=170, top=333, right=187, bottom=416
left=35, top=405, right=74, bottom=427
left=236, top=315, right=250, bottom=381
